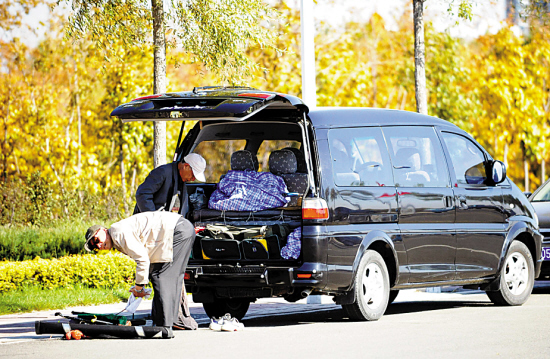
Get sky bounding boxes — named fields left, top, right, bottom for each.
left=7, top=0, right=510, bottom=48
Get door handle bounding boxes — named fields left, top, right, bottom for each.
left=443, top=195, right=453, bottom=208
left=457, top=195, right=468, bottom=209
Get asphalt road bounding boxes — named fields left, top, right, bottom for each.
left=3, top=284, right=550, bottom=359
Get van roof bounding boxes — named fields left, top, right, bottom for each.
left=308, top=107, right=461, bottom=131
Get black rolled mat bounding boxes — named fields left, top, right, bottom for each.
left=35, top=321, right=173, bottom=339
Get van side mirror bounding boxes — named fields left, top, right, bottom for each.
left=487, top=160, right=506, bottom=185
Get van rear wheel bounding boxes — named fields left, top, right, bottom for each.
left=486, top=241, right=534, bottom=306
left=342, top=250, right=390, bottom=321
left=202, top=298, right=251, bottom=320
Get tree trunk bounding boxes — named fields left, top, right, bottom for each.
left=120, top=143, right=128, bottom=216
left=400, top=88, right=408, bottom=110
left=524, top=159, right=529, bottom=192
left=152, top=0, right=167, bottom=168
left=504, top=143, right=509, bottom=167
left=74, top=47, right=82, bottom=173
left=413, top=0, right=428, bottom=115
left=542, top=158, right=546, bottom=184
left=130, top=166, right=137, bottom=198
left=2, top=80, right=10, bottom=182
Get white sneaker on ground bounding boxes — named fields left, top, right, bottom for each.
left=221, top=317, right=245, bottom=332
left=209, top=313, right=231, bottom=331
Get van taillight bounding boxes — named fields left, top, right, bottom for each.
left=237, top=93, right=275, bottom=100
left=132, top=94, right=163, bottom=101
left=302, top=198, right=329, bottom=220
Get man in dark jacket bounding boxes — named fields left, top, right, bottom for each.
left=134, top=153, right=206, bottom=216
left=134, top=153, right=207, bottom=330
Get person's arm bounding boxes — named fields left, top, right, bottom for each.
left=111, top=224, right=151, bottom=292
left=135, top=166, right=167, bottom=212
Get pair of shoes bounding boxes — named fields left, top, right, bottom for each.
left=209, top=313, right=231, bottom=331
left=209, top=313, right=245, bottom=331
left=221, top=316, right=245, bottom=332
left=172, top=324, right=186, bottom=330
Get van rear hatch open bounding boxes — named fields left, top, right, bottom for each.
left=110, top=86, right=308, bottom=122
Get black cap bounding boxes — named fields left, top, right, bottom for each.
left=84, top=225, right=103, bottom=251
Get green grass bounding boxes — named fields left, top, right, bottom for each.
left=0, top=285, right=130, bottom=315
left=0, top=220, right=96, bottom=261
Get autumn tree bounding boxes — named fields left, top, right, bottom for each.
left=63, top=0, right=281, bottom=168
left=412, top=0, right=474, bottom=115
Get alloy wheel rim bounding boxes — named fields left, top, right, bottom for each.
left=504, top=251, right=529, bottom=296
left=361, top=262, right=385, bottom=310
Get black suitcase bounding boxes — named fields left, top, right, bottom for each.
left=241, top=234, right=286, bottom=260
left=266, top=235, right=284, bottom=259
left=201, top=238, right=241, bottom=260
left=242, top=238, right=269, bottom=259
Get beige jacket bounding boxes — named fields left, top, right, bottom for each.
left=109, top=211, right=182, bottom=285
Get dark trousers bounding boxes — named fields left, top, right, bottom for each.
left=150, top=218, right=196, bottom=327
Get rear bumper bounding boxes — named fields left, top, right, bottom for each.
left=184, top=261, right=329, bottom=301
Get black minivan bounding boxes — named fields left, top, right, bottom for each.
left=111, top=87, right=542, bottom=321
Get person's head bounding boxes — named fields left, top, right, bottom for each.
left=84, top=225, right=112, bottom=251
left=179, top=153, right=206, bottom=182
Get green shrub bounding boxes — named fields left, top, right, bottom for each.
left=0, top=251, right=136, bottom=293
left=0, top=221, right=97, bottom=261
left=0, top=174, right=128, bottom=227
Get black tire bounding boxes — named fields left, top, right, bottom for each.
left=342, top=250, right=390, bottom=321
left=388, top=290, right=399, bottom=305
left=486, top=241, right=534, bottom=306
left=202, top=298, right=251, bottom=320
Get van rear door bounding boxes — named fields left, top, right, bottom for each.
left=110, top=87, right=308, bottom=122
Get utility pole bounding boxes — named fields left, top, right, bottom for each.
left=300, top=0, right=316, bottom=109
left=301, top=0, right=321, bottom=304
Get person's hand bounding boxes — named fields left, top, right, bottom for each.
left=130, top=285, right=147, bottom=298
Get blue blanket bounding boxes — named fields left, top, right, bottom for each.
left=208, top=171, right=289, bottom=211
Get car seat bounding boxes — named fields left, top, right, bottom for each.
left=219, top=150, right=259, bottom=182
left=282, top=147, right=307, bottom=173
left=230, top=150, right=259, bottom=171
left=394, top=147, right=430, bottom=186
left=269, top=149, right=308, bottom=207
left=331, top=146, right=361, bottom=186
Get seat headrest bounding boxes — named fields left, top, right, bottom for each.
left=282, top=147, right=307, bottom=172
left=269, top=149, right=298, bottom=175
left=231, top=150, right=259, bottom=171
left=395, top=147, right=421, bottom=171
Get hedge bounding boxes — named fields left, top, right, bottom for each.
left=0, top=221, right=94, bottom=261
left=0, top=252, right=136, bottom=293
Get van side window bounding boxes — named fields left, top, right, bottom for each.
left=441, top=132, right=487, bottom=185
left=383, top=126, right=450, bottom=188
left=328, top=127, right=394, bottom=187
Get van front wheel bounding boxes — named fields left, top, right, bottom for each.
left=342, top=250, right=390, bottom=321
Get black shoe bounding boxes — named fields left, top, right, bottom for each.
left=163, top=327, right=174, bottom=339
